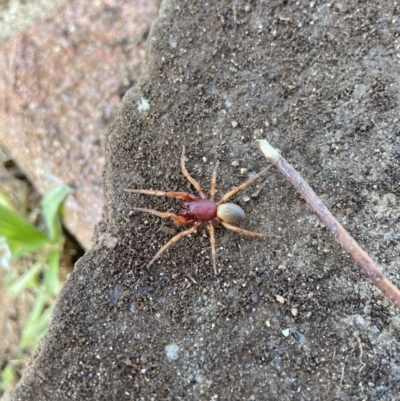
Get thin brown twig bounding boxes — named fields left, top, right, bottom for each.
left=257, top=139, right=400, bottom=310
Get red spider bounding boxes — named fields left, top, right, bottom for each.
left=125, top=146, right=278, bottom=274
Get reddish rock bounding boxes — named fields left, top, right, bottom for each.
left=0, top=0, right=157, bottom=248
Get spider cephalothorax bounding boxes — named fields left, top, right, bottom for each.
left=125, top=146, right=278, bottom=274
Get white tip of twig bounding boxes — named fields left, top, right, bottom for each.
left=256, top=139, right=282, bottom=163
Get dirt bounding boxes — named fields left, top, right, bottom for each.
left=4, top=0, right=400, bottom=400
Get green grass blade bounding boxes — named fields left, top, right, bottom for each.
left=0, top=205, right=49, bottom=254
left=0, top=364, right=17, bottom=393
left=44, top=248, right=60, bottom=296
left=0, top=188, right=13, bottom=209
left=20, top=289, right=47, bottom=350
left=8, top=262, right=42, bottom=297
left=34, top=305, right=53, bottom=340
left=41, top=185, right=72, bottom=242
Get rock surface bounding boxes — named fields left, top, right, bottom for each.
left=5, top=0, right=400, bottom=400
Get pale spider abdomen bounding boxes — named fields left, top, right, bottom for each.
left=217, top=203, right=245, bottom=224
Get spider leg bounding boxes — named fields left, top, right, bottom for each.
left=217, top=163, right=274, bottom=204
left=125, top=188, right=198, bottom=201
left=181, top=146, right=207, bottom=199
left=219, top=220, right=280, bottom=238
left=146, top=222, right=204, bottom=268
left=133, top=207, right=192, bottom=225
left=208, top=221, right=217, bottom=274
left=210, top=160, right=219, bottom=200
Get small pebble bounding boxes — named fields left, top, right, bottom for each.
left=282, top=329, right=290, bottom=337
left=297, top=333, right=306, bottom=344
left=165, top=344, right=180, bottom=360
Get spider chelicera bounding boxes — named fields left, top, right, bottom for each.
left=125, top=146, right=278, bottom=274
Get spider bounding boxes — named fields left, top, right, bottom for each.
left=125, top=146, right=279, bottom=274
